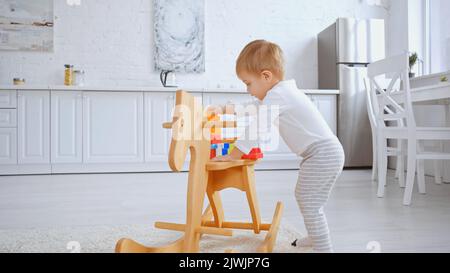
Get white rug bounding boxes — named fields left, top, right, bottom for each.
left=0, top=220, right=311, bottom=253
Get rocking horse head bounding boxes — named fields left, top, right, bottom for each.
left=163, top=90, right=210, bottom=172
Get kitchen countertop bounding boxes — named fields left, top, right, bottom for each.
left=0, top=85, right=340, bottom=95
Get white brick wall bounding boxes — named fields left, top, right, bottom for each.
left=0, top=0, right=391, bottom=89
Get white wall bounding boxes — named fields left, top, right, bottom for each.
left=430, top=0, right=450, bottom=73
left=0, top=0, right=390, bottom=89
left=387, top=0, right=408, bottom=57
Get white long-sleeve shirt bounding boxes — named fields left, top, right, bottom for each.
left=234, top=79, right=337, bottom=156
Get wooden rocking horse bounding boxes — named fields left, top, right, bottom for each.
left=115, top=90, right=283, bottom=253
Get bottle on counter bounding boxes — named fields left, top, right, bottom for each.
left=64, top=64, right=74, bottom=86
left=73, top=70, right=85, bottom=86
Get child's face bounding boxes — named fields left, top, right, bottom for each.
left=238, top=70, right=279, bottom=100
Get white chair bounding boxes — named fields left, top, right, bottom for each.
left=364, top=78, right=405, bottom=188
left=367, top=53, right=450, bottom=206
left=365, top=78, right=441, bottom=193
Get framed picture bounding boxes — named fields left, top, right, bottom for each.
left=154, top=0, right=205, bottom=73
left=0, top=0, right=54, bottom=51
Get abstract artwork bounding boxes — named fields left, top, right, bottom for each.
left=0, top=0, right=53, bottom=51
left=154, top=0, right=205, bottom=73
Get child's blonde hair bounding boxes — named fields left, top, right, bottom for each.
left=236, top=40, right=285, bottom=79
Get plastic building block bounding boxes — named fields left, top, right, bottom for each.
left=229, top=143, right=235, bottom=152
left=207, top=113, right=220, bottom=121
left=241, top=148, right=264, bottom=160
left=211, top=134, right=223, bottom=144
left=208, top=114, right=235, bottom=158
left=210, top=149, right=216, bottom=159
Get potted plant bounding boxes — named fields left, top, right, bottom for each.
left=409, top=52, right=418, bottom=78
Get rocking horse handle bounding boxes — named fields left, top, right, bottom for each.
left=162, top=117, right=181, bottom=129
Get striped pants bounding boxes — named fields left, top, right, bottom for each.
left=295, top=138, right=345, bottom=253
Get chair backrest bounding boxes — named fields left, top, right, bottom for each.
left=364, top=77, right=378, bottom=131
left=367, top=53, right=416, bottom=132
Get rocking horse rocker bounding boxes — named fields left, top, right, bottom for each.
left=115, top=90, right=283, bottom=253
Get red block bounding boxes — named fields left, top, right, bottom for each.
left=210, top=134, right=222, bottom=144
left=241, top=148, right=263, bottom=160
left=210, top=149, right=216, bottom=159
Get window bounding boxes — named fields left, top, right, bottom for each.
left=428, top=0, right=450, bottom=73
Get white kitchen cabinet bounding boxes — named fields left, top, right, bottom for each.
left=1, top=87, right=338, bottom=175
left=51, top=91, right=83, bottom=163
left=83, top=92, right=144, bottom=163
left=309, top=95, right=337, bottom=135
left=0, top=89, right=18, bottom=166
left=144, top=92, right=202, bottom=170
left=0, top=109, right=17, bottom=127
left=202, top=93, right=251, bottom=106
left=144, top=92, right=175, bottom=163
left=0, top=90, right=17, bottom=108
left=0, top=128, right=17, bottom=164
left=17, top=91, right=50, bottom=164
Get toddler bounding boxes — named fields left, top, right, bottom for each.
left=212, top=40, right=345, bottom=253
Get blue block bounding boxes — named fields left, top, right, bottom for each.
left=222, top=148, right=228, bottom=156
left=211, top=144, right=218, bottom=149
left=224, top=143, right=230, bottom=149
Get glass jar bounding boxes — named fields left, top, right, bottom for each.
left=64, top=64, right=74, bottom=86
left=73, top=70, right=85, bottom=86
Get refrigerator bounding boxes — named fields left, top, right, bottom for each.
left=318, top=18, right=386, bottom=168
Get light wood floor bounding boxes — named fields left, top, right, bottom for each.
left=0, top=169, right=449, bottom=253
